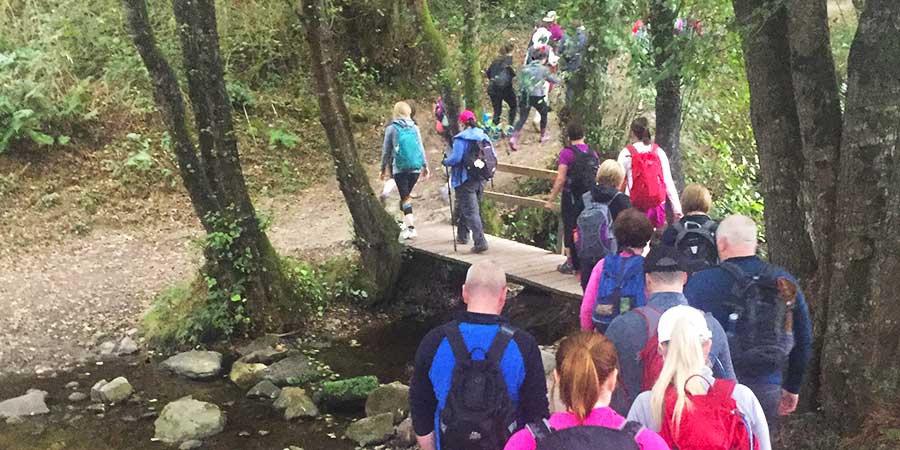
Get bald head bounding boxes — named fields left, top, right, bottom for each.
left=462, top=260, right=508, bottom=314
left=716, top=214, right=758, bottom=260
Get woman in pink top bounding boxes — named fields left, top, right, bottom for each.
left=503, top=332, right=669, bottom=450
left=580, top=209, right=654, bottom=330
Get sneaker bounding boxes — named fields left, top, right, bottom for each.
left=509, top=131, right=521, bottom=152
left=406, top=227, right=417, bottom=239
left=456, top=237, right=469, bottom=245
left=557, top=261, right=574, bottom=274
left=472, top=244, right=489, bottom=254
left=540, top=131, right=551, bottom=144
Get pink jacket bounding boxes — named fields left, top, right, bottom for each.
left=580, top=252, right=640, bottom=330
left=503, top=407, right=670, bottom=450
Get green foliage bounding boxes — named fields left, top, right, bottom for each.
left=227, top=80, right=256, bottom=109
left=0, top=48, right=86, bottom=152
left=480, top=198, right=560, bottom=252
left=112, top=132, right=178, bottom=187
left=282, top=256, right=370, bottom=318
left=320, top=375, right=379, bottom=399
left=141, top=280, right=211, bottom=349
left=268, top=127, right=301, bottom=149
left=339, top=58, right=380, bottom=100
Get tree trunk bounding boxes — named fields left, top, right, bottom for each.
left=785, top=0, right=843, bottom=408
left=461, top=0, right=482, bottom=116
left=648, top=0, right=684, bottom=190
left=411, top=0, right=460, bottom=138
left=733, top=0, right=816, bottom=279
left=296, top=0, right=403, bottom=303
left=819, top=0, right=900, bottom=429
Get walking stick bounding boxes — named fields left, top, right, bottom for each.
left=444, top=161, right=458, bottom=253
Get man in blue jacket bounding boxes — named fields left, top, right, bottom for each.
left=685, top=214, right=812, bottom=434
left=409, top=260, right=549, bottom=450
left=443, top=109, right=496, bottom=253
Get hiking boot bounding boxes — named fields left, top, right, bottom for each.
left=540, top=130, right=552, bottom=144
left=472, top=244, right=489, bottom=254
left=405, top=227, right=417, bottom=239
left=509, top=131, right=521, bottom=152
left=557, top=260, right=574, bottom=274
left=456, top=237, right=469, bottom=245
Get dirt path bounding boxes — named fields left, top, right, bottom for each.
left=0, top=101, right=561, bottom=376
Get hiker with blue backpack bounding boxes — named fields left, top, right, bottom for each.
left=443, top=110, right=499, bottom=253
left=684, top=215, right=811, bottom=437
left=627, top=305, right=770, bottom=450
left=579, top=209, right=653, bottom=332
left=543, top=123, right=599, bottom=276
left=410, top=260, right=549, bottom=450
left=659, top=183, right=719, bottom=273
left=602, top=244, right=734, bottom=414
left=503, top=331, right=669, bottom=450
left=382, top=101, right=430, bottom=240
left=574, top=159, right=632, bottom=291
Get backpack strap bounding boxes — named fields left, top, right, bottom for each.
left=707, top=378, right=738, bottom=401
left=626, top=144, right=639, bottom=160
left=485, top=324, right=516, bottom=364
left=619, top=420, right=645, bottom=439
left=720, top=261, right=752, bottom=298
left=633, top=306, right=663, bottom=338
left=443, top=321, right=471, bottom=364
left=526, top=418, right=554, bottom=442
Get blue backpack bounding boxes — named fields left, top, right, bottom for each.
left=592, top=254, right=647, bottom=332
left=393, top=123, right=425, bottom=171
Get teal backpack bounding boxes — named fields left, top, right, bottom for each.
left=393, top=124, right=425, bottom=171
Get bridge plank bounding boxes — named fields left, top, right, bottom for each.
left=496, top=163, right=558, bottom=181
left=407, top=222, right=582, bottom=300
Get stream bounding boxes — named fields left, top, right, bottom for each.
left=0, top=284, right=577, bottom=450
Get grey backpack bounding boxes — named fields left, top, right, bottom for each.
left=576, top=191, right=619, bottom=263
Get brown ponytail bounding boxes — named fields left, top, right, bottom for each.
left=556, top=331, right=619, bottom=422
left=630, top=117, right=652, bottom=145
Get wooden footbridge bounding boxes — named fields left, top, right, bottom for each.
left=406, top=163, right=584, bottom=300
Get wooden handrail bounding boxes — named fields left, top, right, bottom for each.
left=496, top=163, right=557, bottom=181
left=484, top=190, right=559, bottom=212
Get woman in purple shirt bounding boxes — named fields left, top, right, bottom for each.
left=545, top=123, right=599, bottom=274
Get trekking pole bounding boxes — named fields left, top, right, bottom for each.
left=444, top=161, right=458, bottom=253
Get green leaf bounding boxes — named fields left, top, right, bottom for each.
left=230, top=294, right=242, bottom=302
left=57, top=135, right=71, bottom=145
left=27, top=130, right=54, bottom=146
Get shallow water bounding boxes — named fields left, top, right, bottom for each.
left=0, top=287, right=577, bottom=450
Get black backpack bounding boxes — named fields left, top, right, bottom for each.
left=526, top=418, right=643, bottom=450
left=671, top=219, right=719, bottom=272
left=463, top=139, right=498, bottom=181
left=565, top=147, right=599, bottom=200
left=439, top=322, right=517, bottom=450
left=720, top=262, right=797, bottom=378
left=487, top=58, right=514, bottom=91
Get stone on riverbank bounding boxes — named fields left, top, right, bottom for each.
left=273, top=388, right=319, bottom=420
left=154, top=397, right=226, bottom=443
left=246, top=380, right=281, bottom=400
left=161, top=351, right=223, bottom=380
left=68, top=392, right=88, bottom=402
left=90, top=380, right=108, bottom=402
left=229, top=361, right=268, bottom=389
left=264, top=355, right=322, bottom=386
left=344, top=412, right=394, bottom=446
left=365, top=381, right=409, bottom=424
left=395, top=417, right=415, bottom=447
left=0, top=389, right=49, bottom=418
left=98, top=377, right=133, bottom=403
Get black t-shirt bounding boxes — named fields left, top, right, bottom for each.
left=590, top=185, right=632, bottom=220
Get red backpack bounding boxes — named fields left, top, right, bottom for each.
left=627, top=144, right=666, bottom=210
left=634, top=306, right=664, bottom=392
left=660, top=378, right=759, bottom=450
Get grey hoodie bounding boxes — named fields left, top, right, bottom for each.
left=381, top=118, right=427, bottom=175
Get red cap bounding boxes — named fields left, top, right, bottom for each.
left=458, top=110, right=476, bottom=123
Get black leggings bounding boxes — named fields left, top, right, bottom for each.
left=489, top=87, right=517, bottom=126
left=513, top=94, right=549, bottom=132
left=394, top=171, right=419, bottom=215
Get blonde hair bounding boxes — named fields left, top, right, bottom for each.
left=681, top=183, right=712, bottom=214
left=556, top=332, right=619, bottom=422
left=596, top=159, right=625, bottom=189
left=393, top=101, right=412, bottom=119
left=650, top=319, right=711, bottom=434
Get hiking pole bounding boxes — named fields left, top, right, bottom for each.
left=444, top=160, right=458, bottom=253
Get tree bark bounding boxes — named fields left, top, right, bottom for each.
left=819, top=0, right=900, bottom=429
left=785, top=0, right=843, bottom=408
left=461, top=0, right=482, bottom=116
left=411, top=0, right=460, bottom=138
left=124, top=0, right=292, bottom=332
left=296, top=0, right=403, bottom=302
left=648, top=0, right=684, bottom=190
left=733, top=0, right=816, bottom=279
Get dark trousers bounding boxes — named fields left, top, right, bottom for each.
left=561, top=190, right=584, bottom=271
left=513, top=94, right=549, bottom=132
left=745, top=382, right=781, bottom=438
left=394, top=171, right=419, bottom=215
left=489, top=87, right=517, bottom=126
left=455, top=178, right=487, bottom=248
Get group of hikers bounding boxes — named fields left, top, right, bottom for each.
left=377, top=17, right=812, bottom=449
left=409, top=212, right=811, bottom=450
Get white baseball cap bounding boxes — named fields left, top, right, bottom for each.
left=657, top=305, right=712, bottom=343
left=543, top=11, right=558, bottom=22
